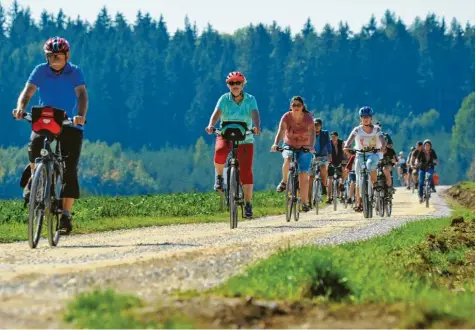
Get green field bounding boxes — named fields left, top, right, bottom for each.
left=0, top=191, right=285, bottom=243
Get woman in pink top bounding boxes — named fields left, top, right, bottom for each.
left=271, top=96, right=316, bottom=211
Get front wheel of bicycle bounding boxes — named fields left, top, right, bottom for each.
left=285, top=173, right=293, bottom=222
left=425, top=182, right=430, bottom=208
left=313, top=178, right=321, bottom=215
left=29, top=163, right=48, bottom=249
left=333, top=180, right=338, bottom=211
left=228, top=167, right=239, bottom=229
left=362, top=174, right=370, bottom=219
left=293, top=175, right=300, bottom=221
left=47, top=169, right=62, bottom=247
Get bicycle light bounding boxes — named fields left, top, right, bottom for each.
left=40, top=149, right=49, bottom=157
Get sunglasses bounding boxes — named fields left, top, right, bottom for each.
left=291, top=103, right=303, bottom=108
left=228, top=81, right=243, bottom=86
left=46, top=53, right=66, bottom=59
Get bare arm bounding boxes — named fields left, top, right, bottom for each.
left=16, top=83, right=37, bottom=110
left=309, top=124, right=316, bottom=150
left=273, top=119, right=286, bottom=146
left=344, top=131, right=356, bottom=149
left=75, top=85, right=88, bottom=117
left=208, top=108, right=222, bottom=127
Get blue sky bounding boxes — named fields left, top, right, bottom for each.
left=3, top=0, right=474, bottom=34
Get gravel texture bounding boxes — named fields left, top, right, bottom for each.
left=0, top=187, right=451, bottom=328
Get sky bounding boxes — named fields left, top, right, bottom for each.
left=2, top=0, right=475, bottom=34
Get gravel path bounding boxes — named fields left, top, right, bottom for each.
left=0, top=187, right=451, bottom=328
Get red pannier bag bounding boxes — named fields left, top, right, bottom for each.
left=433, top=172, right=440, bottom=185
left=31, top=106, right=67, bottom=136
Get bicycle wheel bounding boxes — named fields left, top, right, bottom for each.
left=313, top=178, right=321, bottom=215
left=378, top=191, right=385, bottom=217
left=285, top=173, right=293, bottom=222
left=333, top=180, right=338, bottom=211
left=47, top=168, right=62, bottom=247
left=386, top=198, right=392, bottom=217
left=368, top=178, right=373, bottom=218
left=361, top=174, right=370, bottom=218
left=28, top=163, right=47, bottom=249
left=344, top=182, right=348, bottom=209
left=228, top=167, right=238, bottom=229
left=294, top=174, right=300, bottom=221
left=425, top=181, right=430, bottom=208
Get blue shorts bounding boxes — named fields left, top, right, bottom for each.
left=282, top=145, right=312, bottom=173
left=355, top=153, right=379, bottom=188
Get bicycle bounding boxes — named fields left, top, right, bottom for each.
left=375, top=160, right=388, bottom=217
left=213, top=123, right=253, bottom=229
left=349, top=148, right=380, bottom=218
left=277, top=146, right=310, bottom=222
left=311, top=157, right=324, bottom=215
left=17, top=107, right=74, bottom=248
left=343, top=174, right=355, bottom=209
left=328, top=164, right=342, bottom=211
left=421, top=166, right=437, bottom=208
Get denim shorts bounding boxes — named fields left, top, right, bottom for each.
left=282, top=145, right=313, bottom=173
left=308, top=155, right=328, bottom=176
left=355, top=153, right=379, bottom=188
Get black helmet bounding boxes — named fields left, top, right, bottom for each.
left=314, top=118, right=322, bottom=125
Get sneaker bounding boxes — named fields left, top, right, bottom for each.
left=302, top=203, right=311, bottom=212
left=348, top=198, right=353, bottom=204
left=244, top=204, right=253, bottom=218
left=276, top=181, right=286, bottom=193
left=59, top=215, right=73, bottom=234
left=214, top=175, right=224, bottom=191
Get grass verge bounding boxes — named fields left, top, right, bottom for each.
left=0, top=191, right=285, bottom=243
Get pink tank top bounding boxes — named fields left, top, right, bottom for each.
left=282, top=112, right=314, bottom=148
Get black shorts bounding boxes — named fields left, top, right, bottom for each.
left=400, top=166, right=408, bottom=174
left=28, top=126, right=83, bottom=199
left=328, top=165, right=343, bottom=178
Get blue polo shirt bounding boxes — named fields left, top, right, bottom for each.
left=27, top=62, right=86, bottom=130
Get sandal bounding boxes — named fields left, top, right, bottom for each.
left=353, top=204, right=363, bottom=212
left=276, top=181, right=286, bottom=193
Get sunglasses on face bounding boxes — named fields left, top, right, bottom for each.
left=46, top=53, right=66, bottom=59
left=291, top=103, right=303, bottom=108
left=228, top=81, right=242, bottom=86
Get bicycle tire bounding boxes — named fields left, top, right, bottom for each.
left=28, top=163, right=47, bottom=249
left=294, top=174, right=300, bottom=221
left=228, top=167, right=238, bottom=229
left=368, top=179, right=374, bottom=218
left=314, top=178, right=321, bottom=215
left=285, top=173, right=293, bottom=222
left=425, top=181, right=430, bottom=208
left=333, top=180, right=338, bottom=211
left=386, top=198, right=392, bottom=217
left=362, top=174, right=370, bottom=218
left=47, top=168, right=62, bottom=247
left=379, top=192, right=385, bottom=217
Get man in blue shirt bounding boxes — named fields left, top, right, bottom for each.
left=308, top=118, right=331, bottom=202
left=13, top=37, right=88, bottom=234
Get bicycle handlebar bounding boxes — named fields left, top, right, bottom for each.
left=347, top=148, right=380, bottom=155
left=276, top=146, right=310, bottom=153
left=15, top=111, right=86, bottom=126
left=212, top=128, right=254, bottom=136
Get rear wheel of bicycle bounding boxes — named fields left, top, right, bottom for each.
left=368, top=179, right=374, bottom=218
left=228, top=167, right=238, bottom=229
left=378, top=193, right=385, bottom=217
left=29, top=163, right=47, bottom=249
left=285, top=173, right=293, bottom=222
left=333, top=180, right=338, bottom=211
left=47, top=170, right=62, bottom=247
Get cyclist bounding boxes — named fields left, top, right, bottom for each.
left=415, top=139, right=440, bottom=202
left=271, top=96, right=315, bottom=212
left=343, top=153, right=356, bottom=204
left=12, top=37, right=88, bottom=235
left=375, top=121, right=393, bottom=147
left=397, top=151, right=409, bottom=187
left=327, top=131, right=344, bottom=203
left=406, top=146, right=416, bottom=190
left=306, top=118, right=331, bottom=202
left=381, top=144, right=398, bottom=193
left=205, top=71, right=261, bottom=218
left=410, top=141, right=424, bottom=189
left=343, top=106, right=386, bottom=212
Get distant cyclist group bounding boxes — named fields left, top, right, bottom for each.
left=12, top=37, right=440, bottom=242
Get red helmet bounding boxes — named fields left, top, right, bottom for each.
left=226, top=71, right=246, bottom=84
left=43, top=37, right=70, bottom=54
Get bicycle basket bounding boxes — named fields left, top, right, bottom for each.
left=221, top=123, right=247, bottom=142
left=31, top=106, right=67, bottom=136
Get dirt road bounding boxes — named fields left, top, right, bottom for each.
left=0, top=187, right=450, bottom=328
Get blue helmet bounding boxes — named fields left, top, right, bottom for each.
left=359, top=106, right=373, bottom=117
